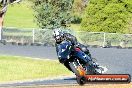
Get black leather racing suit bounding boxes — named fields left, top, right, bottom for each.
left=63, top=33, right=91, bottom=58
left=55, top=33, right=99, bottom=73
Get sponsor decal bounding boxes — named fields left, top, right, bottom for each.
left=85, top=74, right=131, bottom=83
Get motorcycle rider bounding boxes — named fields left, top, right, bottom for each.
left=53, top=28, right=101, bottom=74
left=63, top=31, right=92, bottom=58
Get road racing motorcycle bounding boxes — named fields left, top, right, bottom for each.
left=57, top=41, right=107, bottom=85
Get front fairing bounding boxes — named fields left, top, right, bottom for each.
left=74, top=49, right=92, bottom=64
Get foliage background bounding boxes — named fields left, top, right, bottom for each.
left=81, top=0, right=132, bottom=33
left=31, top=0, right=74, bottom=29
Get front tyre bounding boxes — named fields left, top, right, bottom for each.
left=76, top=76, right=86, bottom=85
left=69, top=62, right=80, bottom=76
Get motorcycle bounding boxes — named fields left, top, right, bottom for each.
left=62, top=45, right=105, bottom=85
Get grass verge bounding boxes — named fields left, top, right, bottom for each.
left=0, top=55, right=71, bottom=82
left=4, top=1, right=38, bottom=28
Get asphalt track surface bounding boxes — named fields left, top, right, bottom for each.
left=0, top=44, right=132, bottom=87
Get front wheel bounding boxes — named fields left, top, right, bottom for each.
left=69, top=59, right=86, bottom=76
left=76, top=76, right=86, bottom=85
left=69, top=62, right=80, bottom=76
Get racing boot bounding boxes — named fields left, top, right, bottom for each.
left=92, top=62, right=103, bottom=74
left=85, top=61, right=102, bottom=74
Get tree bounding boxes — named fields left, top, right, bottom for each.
left=71, top=0, right=88, bottom=24
left=32, top=0, right=74, bottom=29
left=81, top=0, right=132, bottom=33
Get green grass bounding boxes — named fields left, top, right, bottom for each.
left=0, top=55, right=71, bottom=82
left=4, top=1, right=38, bottom=28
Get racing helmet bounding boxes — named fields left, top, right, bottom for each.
left=53, top=28, right=64, bottom=44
